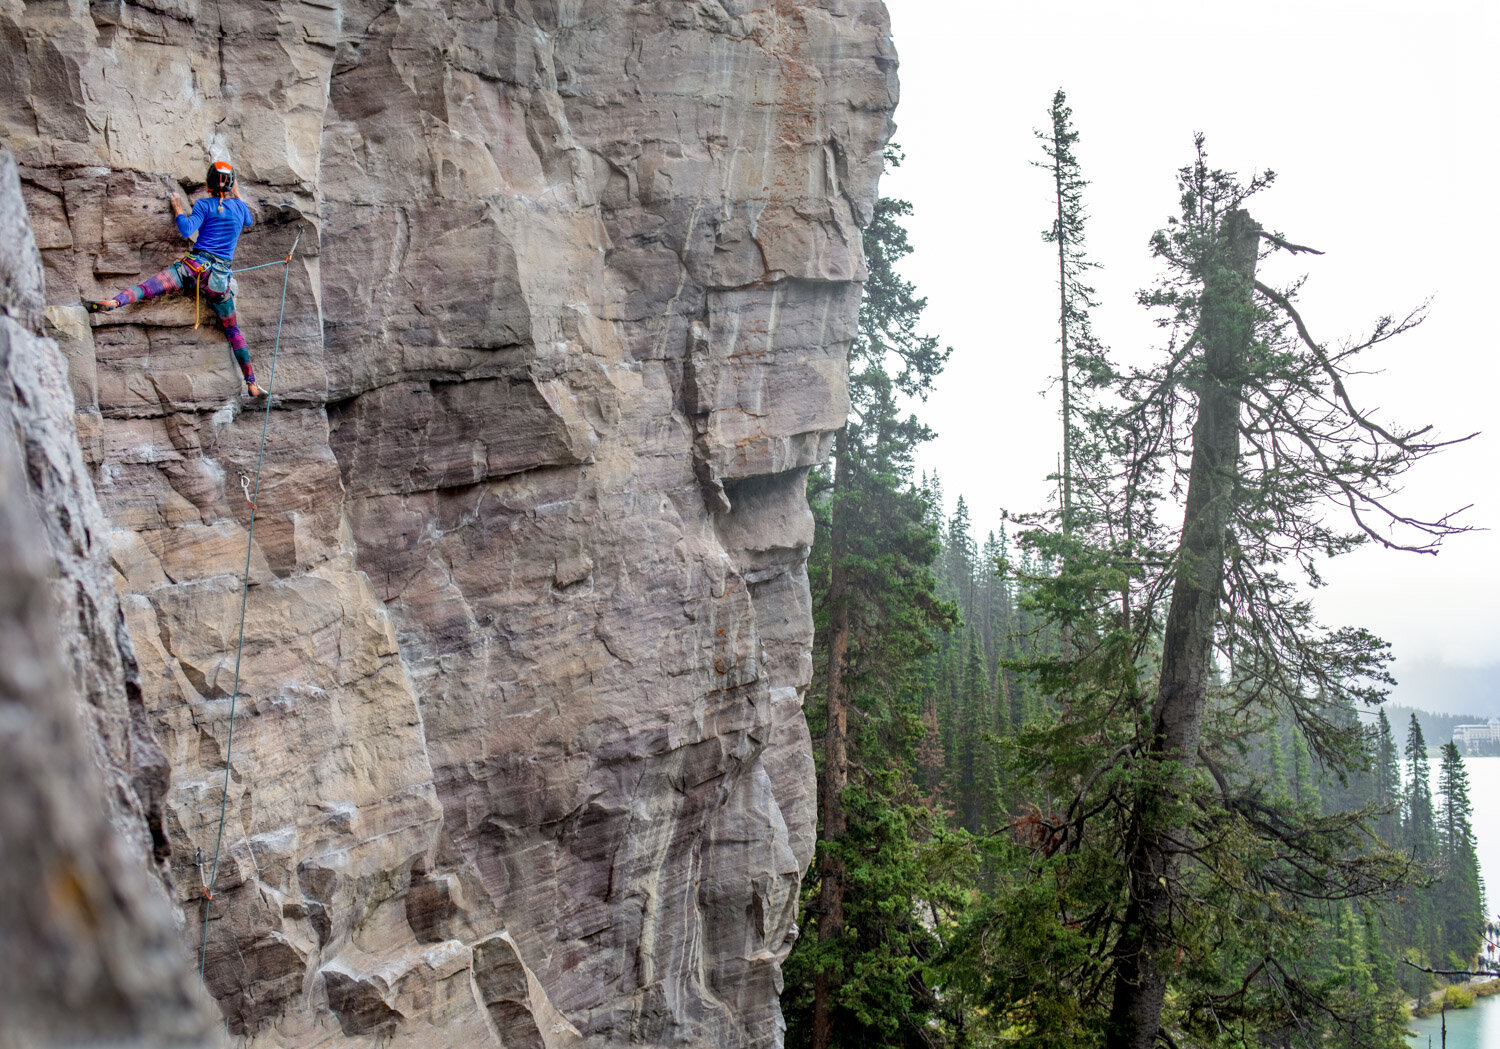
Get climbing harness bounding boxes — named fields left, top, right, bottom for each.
left=180, top=251, right=235, bottom=331
left=197, top=230, right=300, bottom=979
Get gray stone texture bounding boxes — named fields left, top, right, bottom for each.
left=0, top=146, right=217, bottom=1049
left=0, top=0, right=895, bottom=1045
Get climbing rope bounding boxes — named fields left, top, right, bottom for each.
left=198, top=231, right=300, bottom=980
left=233, top=254, right=300, bottom=274
left=190, top=250, right=289, bottom=328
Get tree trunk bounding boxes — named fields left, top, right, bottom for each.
left=811, top=429, right=853, bottom=1049
left=1106, top=209, right=1260, bottom=1049
left=1057, top=163, right=1073, bottom=537
left=1054, top=128, right=1076, bottom=675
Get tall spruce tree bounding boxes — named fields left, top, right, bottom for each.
left=1404, top=715, right=1437, bottom=864
left=1101, top=138, right=1468, bottom=1049
left=1392, top=713, right=1442, bottom=995
left=1373, top=708, right=1402, bottom=843
left=950, top=136, right=1467, bottom=1049
left=1018, top=93, right=1161, bottom=742
left=944, top=497, right=978, bottom=616
left=1036, top=88, right=1109, bottom=537
left=787, top=153, right=960, bottom=1049
left=1435, top=741, right=1485, bottom=969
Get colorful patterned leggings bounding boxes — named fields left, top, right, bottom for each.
left=108, top=258, right=255, bottom=385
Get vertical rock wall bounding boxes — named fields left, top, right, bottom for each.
left=0, top=145, right=216, bottom=1049
left=0, top=1, right=895, bottom=1045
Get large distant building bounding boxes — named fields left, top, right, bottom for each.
left=1453, top=718, right=1500, bottom=754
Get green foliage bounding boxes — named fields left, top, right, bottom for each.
left=945, top=843, right=1104, bottom=1046
left=788, top=153, right=961, bottom=1048
left=1435, top=742, right=1486, bottom=970
left=1405, top=715, right=1437, bottom=861
left=1445, top=983, right=1477, bottom=1009
left=784, top=112, right=1480, bottom=1049
left=936, top=131, right=1459, bottom=1048
left=1035, top=88, right=1110, bottom=535
left=856, top=159, right=950, bottom=404
left=1372, top=709, right=1402, bottom=843
left=785, top=777, right=973, bottom=1048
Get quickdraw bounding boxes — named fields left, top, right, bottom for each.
left=193, top=847, right=213, bottom=900
left=192, top=259, right=202, bottom=329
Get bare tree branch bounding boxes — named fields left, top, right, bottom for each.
left=1258, top=230, right=1324, bottom=255
left=1255, top=278, right=1476, bottom=455
left=1401, top=958, right=1499, bottom=978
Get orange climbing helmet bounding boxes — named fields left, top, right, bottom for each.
left=206, top=160, right=235, bottom=196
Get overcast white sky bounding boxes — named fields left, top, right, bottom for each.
left=877, top=0, right=1499, bottom=713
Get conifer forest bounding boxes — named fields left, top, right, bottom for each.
left=781, top=94, right=1487, bottom=1049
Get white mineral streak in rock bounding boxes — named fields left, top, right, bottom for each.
left=1, top=0, right=896, bottom=1045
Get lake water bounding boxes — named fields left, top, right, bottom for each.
left=1404, top=754, right=1500, bottom=1048
left=1405, top=987, right=1500, bottom=1049
left=1463, top=756, right=1500, bottom=920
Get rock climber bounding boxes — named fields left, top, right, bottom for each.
left=86, top=160, right=265, bottom=398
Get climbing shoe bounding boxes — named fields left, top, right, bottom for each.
left=84, top=299, right=116, bottom=313
left=245, top=383, right=266, bottom=398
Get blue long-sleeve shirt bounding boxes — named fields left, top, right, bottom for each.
left=175, top=197, right=253, bottom=261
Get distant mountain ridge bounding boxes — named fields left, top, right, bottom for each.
left=1387, top=658, right=1500, bottom=718
left=1386, top=704, right=1496, bottom=749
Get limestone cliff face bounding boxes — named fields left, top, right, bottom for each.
left=1, top=1, right=894, bottom=1046
left=0, top=147, right=216, bottom=1049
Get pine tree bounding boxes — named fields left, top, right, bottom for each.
left=1100, top=139, right=1470, bottom=1047
left=1372, top=709, right=1402, bottom=843
left=787, top=156, right=960, bottom=1049
left=956, top=626, right=998, bottom=833
left=1435, top=742, right=1485, bottom=968
left=1267, top=714, right=1289, bottom=802
left=1436, top=741, right=1475, bottom=861
left=944, top=497, right=977, bottom=617
left=1405, top=715, right=1436, bottom=865
left=1291, top=724, right=1320, bottom=815
left=1036, top=88, right=1110, bottom=537
left=1394, top=712, right=1438, bottom=994
left=954, top=136, right=1466, bottom=1049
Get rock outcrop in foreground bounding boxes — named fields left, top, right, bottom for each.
left=0, top=1, right=894, bottom=1046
